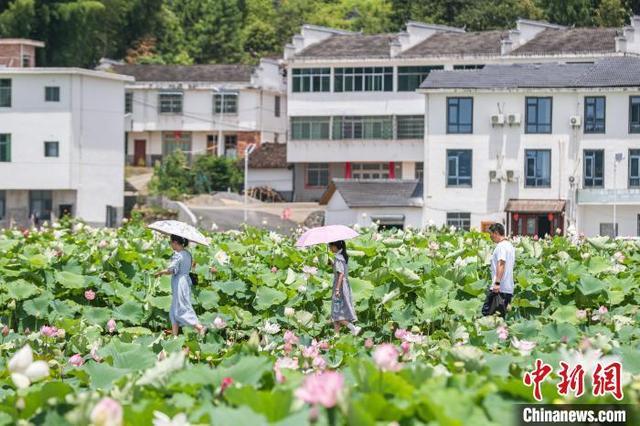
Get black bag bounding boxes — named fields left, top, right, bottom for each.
left=487, top=291, right=505, bottom=316
left=189, top=272, right=199, bottom=286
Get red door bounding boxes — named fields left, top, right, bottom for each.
left=133, top=139, right=146, bottom=166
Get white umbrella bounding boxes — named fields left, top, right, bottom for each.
left=148, top=220, right=210, bottom=246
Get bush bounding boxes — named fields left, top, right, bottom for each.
left=148, top=151, right=243, bottom=198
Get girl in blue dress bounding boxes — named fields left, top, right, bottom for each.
left=155, top=234, right=206, bottom=336
left=329, top=240, right=361, bottom=336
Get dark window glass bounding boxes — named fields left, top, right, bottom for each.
left=224, top=135, right=237, bottom=158
left=290, top=117, right=330, bottom=140
left=332, top=116, right=393, bottom=140
left=447, top=212, right=471, bottom=231
left=525, top=150, right=551, bottom=187
left=275, top=95, right=281, bottom=117
left=583, top=150, right=604, bottom=188
left=214, top=93, right=238, bottom=114
left=307, top=163, right=329, bottom=186
left=44, top=141, right=59, bottom=157
left=0, top=79, right=11, bottom=107
left=45, top=86, right=60, bottom=102
left=630, top=96, right=640, bottom=133
left=397, top=66, right=443, bottom=91
left=0, top=190, right=5, bottom=219
left=396, top=115, right=424, bottom=139
left=334, top=67, right=393, bottom=92
left=292, top=68, right=330, bottom=93
left=0, top=133, right=10, bottom=162
left=125, top=92, right=133, bottom=114
left=30, top=190, right=53, bottom=221
left=452, top=64, right=485, bottom=70
left=447, top=97, right=473, bottom=134
left=159, top=93, right=183, bottom=113
left=447, top=149, right=472, bottom=186
left=525, top=97, right=552, bottom=133
left=630, top=149, right=640, bottom=187
left=584, top=96, right=605, bottom=133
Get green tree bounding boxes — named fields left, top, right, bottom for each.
left=0, top=0, right=36, bottom=36
left=191, top=155, right=243, bottom=193
left=538, top=0, right=594, bottom=26
left=148, top=150, right=192, bottom=199
left=595, top=0, right=628, bottom=26
left=454, top=0, right=545, bottom=31
left=309, top=0, right=393, bottom=33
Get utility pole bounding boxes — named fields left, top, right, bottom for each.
left=613, top=152, right=624, bottom=237
left=244, top=143, right=257, bottom=223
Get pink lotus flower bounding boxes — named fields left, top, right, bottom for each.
left=220, top=377, right=233, bottom=393
left=302, top=341, right=320, bottom=359
left=2, top=325, right=9, bottom=337
left=497, top=325, right=509, bottom=341
left=364, top=338, right=374, bottom=349
left=394, top=328, right=424, bottom=344
left=598, top=306, right=608, bottom=315
left=373, top=344, right=401, bottom=372
left=295, top=371, right=344, bottom=408
left=312, top=356, right=327, bottom=370
left=613, top=251, right=625, bottom=263
left=429, top=241, right=440, bottom=251
left=84, top=289, right=96, bottom=301
left=394, top=328, right=408, bottom=340
left=98, top=240, right=108, bottom=249
left=107, top=319, right=116, bottom=334
left=90, top=345, right=102, bottom=362
left=400, top=341, right=411, bottom=355
left=318, top=340, right=330, bottom=351
left=576, top=309, right=587, bottom=320
left=271, top=266, right=278, bottom=273
left=511, top=337, right=536, bottom=356
left=283, top=330, right=299, bottom=346
left=69, top=354, right=84, bottom=367
left=274, top=357, right=299, bottom=383
left=41, top=325, right=58, bottom=338
left=213, top=317, right=227, bottom=330
left=90, top=397, right=123, bottom=426
left=283, top=342, right=293, bottom=354
left=302, top=265, right=318, bottom=276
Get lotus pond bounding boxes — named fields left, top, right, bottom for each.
left=0, top=220, right=639, bottom=425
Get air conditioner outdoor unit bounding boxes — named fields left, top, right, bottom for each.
left=491, top=114, right=505, bottom=126
left=489, top=170, right=500, bottom=182
left=570, top=115, right=581, bottom=127
left=506, top=170, right=518, bottom=182
left=507, top=113, right=521, bottom=125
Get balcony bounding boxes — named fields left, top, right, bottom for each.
left=577, top=188, right=640, bottom=205
left=286, top=139, right=423, bottom=162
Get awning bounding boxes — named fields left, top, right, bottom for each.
left=370, top=214, right=405, bottom=225
left=504, top=199, right=566, bottom=213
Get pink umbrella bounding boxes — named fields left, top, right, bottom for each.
left=295, top=225, right=359, bottom=248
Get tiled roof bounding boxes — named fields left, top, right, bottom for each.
left=420, top=56, right=640, bottom=89
left=400, top=31, right=507, bottom=57
left=111, top=64, right=254, bottom=82
left=248, top=143, right=288, bottom=169
left=511, top=28, right=619, bottom=55
left=505, top=199, right=566, bottom=213
left=319, top=179, right=423, bottom=207
left=296, top=34, right=397, bottom=59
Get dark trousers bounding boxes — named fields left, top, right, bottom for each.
left=482, top=291, right=513, bottom=317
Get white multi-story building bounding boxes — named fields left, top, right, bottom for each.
left=0, top=40, right=132, bottom=227
left=420, top=57, right=640, bottom=237
left=101, top=59, right=288, bottom=166
left=285, top=17, right=640, bottom=205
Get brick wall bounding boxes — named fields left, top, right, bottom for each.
left=0, top=43, right=37, bottom=67
left=236, top=131, right=262, bottom=158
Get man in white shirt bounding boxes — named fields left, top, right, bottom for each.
left=482, top=223, right=515, bottom=316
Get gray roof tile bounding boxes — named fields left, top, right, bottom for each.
left=511, top=28, right=619, bottom=56
left=400, top=31, right=507, bottom=58
left=320, top=179, right=423, bottom=207
left=112, top=64, right=254, bottom=82
left=296, top=34, right=397, bottom=59
left=420, top=56, right=640, bottom=89
left=248, top=143, right=288, bottom=169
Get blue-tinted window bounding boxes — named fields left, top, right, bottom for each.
left=447, top=149, right=472, bottom=186
left=526, top=97, right=552, bottom=133
left=584, top=96, right=605, bottom=133
left=447, top=97, right=473, bottom=134
left=525, top=150, right=551, bottom=187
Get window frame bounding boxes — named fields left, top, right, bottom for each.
left=161, top=131, right=192, bottom=157
left=44, top=141, right=59, bottom=158
left=332, top=116, right=393, bottom=140
left=583, top=149, right=605, bottom=188
left=630, top=96, right=640, bottom=134
left=452, top=64, right=485, bottom=70
left=334, top=67, right=393, bottom=92
left=45, top=86, right=60, bottom=102
left=0, top=190, right=5, bottom=220
left=0, top=133, right=10, bottom=162
left=306, top=163, right=330, bottom=187
left=446, top=149, right=473, bottom=187
left=214, top=92, right=238, bottom=114
left=584, top=96, right=605, bottom=134
left=29, top=190, right=53, bottom=221
left=629, top=149, right=640, bottom=188
left=0, top=79, right=11, bottom=107
left=396, top=115, right=424, bottom=139
left=125, top=92, right=133, bottom=114
left=292, top=68, right=331, bottom=93
left=224, top=135, right=238, bottom=158
left=446, top=97, right=473, bottom=134
left=158, top=92, right=183, bottom=114
left=290, top=117, right=331, bottom=140
left=524, top=149, right=552, bottom=188
left=397, top=66, right=444, bottom=92
left=446, top=212, right=471, bottom=231
left=525, top=97, right=553, bottom=134
left=274, top=95, right=281, bottom=117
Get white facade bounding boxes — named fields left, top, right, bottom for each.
left=285, top=18, right=640, bottom=202
left=0, top=68, right=132, bottom=226
left=122, top=59, right=287, bottom=165
left=422, top=88, right=640, bottom=237
left=324, top=191, right=422, bottom=229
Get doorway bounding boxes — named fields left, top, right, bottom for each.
left=134, top=139, right=146, bottom=166
left=511, top=212, right=562, bottom=238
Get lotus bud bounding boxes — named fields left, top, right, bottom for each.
left=90, top=398, right=123, bottom=426
left=284, top=307, right=295, bottom=317
left=16, top=397, right=25, bottom=410
left=8, top=300, right=16, bottom=310
left=2, top=325, right=9, bottom=337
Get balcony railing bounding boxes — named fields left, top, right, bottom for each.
left=577, top=188, right=640, bottom=204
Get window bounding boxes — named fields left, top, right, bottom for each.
left=447, top=97, right=473, bottom=134
left=334, top=67, right=393, bottom=92
left=447, top=150, right=472, bottom=186
left=447, top=212, right=471, bottom=231
left=600, top=223, right=618, bottom=238
left=158, top=93, right=183, bottom=113
left=583, top=150, right=604, bottom=188
left=0, top=190, right=5, bottom=219
left=629, top=149, right=640, bottom=187
left=44, top=141, right=59, bottom=158
left=526, top=97, right=552, bottom=133
left=415, top=162, right=424, bottom=180
left=214, top=92, right=238, bottom=114
left=292, top=68, right=330, bottom=93
left=206, top=135, right=217, bottom=156
left=30, top=190, right=53, bottom=221
left=22, top=55, right=30, bottom=67
left=397, top=66, right=443, bottom=92
left=274, top=95, right=281, bottom=117
left=351, top=163, right=400, bottom=179
left=0, top=79, right=11, bottom=107
left=125, top=92, right=133, bottom=114
left=333, top=116, right=393, bottom=139
left=0, top=134, right=10, bottom=162
left=630, top=96, right=640, bottom=133
left=525, top=150, right=551, bottom=187
left=307, top=163, right=329, bottom=187
left=453, top=64, right=484, bottom=70
left=45, top=86, right=60, bottom=102
left=224, top=135, right=237, bottom=158
left=396, top=115, right=424, bottom=139
left=162, top=132, right=191, bottom=157
left=584, top=96, right=605, bottom=133
left=291, top=117, right=330, bottom=140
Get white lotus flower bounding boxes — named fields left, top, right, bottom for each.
left=449, top=225, right=457, bottom=233
left=269, top=231, right=282, bottom=243
left=8, top=345, right=50, bottom=389
left=427, top=219, right=435, bottom=227
left=153, top=411, right=190, bottom=426
left=210, top=223, right=218, bottom=231
left=214, top=250, right=229, bottom=265
left=559, top=347, right=625, bottom=381
left=213, top=317, right=227, bottom=330
left=297, top=285, right=307, bottom=293
left=511, top=337, right=536, bottom=356
left=263, top=321, right=281, bottom=335
left=284, top=307, right=295, bottom=317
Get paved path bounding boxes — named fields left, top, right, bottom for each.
left=191, top=206, right=299, bottom=234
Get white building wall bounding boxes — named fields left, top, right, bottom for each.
left=248, top=168, right=293, bottom=192
left=324, top=191, right=422, bottom=228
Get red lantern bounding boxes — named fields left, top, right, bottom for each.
left=547, top=213, right=554, bottom=222
left=174, top=131, right=182, bottom=139
left=513, top=213, right=519, bottom=222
